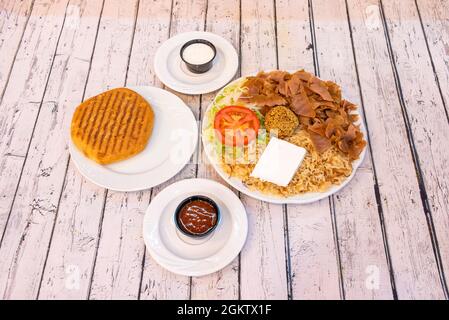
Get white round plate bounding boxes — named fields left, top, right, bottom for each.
left=143, top=178, right=248, bottom=277
left=69, top=86, right=198, bottom=192
left=154, top=31, right=239, bottom=95
left=202, top=76, right=368, bottom=205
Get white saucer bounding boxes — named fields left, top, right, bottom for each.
left=154, top=31, right=239, bottom=95
left=69, top=86, right=198, bottom=192
left=143, top=178, right=248, bottom=276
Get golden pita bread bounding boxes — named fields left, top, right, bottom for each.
left=71, top=87, right=154, bottom=165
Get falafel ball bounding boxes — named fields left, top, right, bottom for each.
left=265, top=106, right=299, bottom=138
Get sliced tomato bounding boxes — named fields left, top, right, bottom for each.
left=214, top=106, right=260, bottom=146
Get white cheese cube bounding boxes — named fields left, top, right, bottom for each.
left=250, top=137, right=307, bottom=187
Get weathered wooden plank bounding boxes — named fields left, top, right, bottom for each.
left=193, top=152, right=239, bottom=299
left=139, top=0, right=207, bottom=300
left=0, top=0, right=33, bottom=101
left=139, top=155, right=196, bottom=298
left=38, top=167, right=105, bottom=299
left=0, top=0, right=68, bottom=157
left=34, top=0, right=106, bottom=300
left=415, top=0, right=449, bottom=114
left=34, top=0, right=106, bottom=299
left=38, top=0, right=138, bottom=300
left=381, top=0, right=449, bottom=295
left=88, top=0, right=172, bottom=300
left=0, top=0, right=71, bottom=300
left=0, top=0, right=33, bottom=231
left=333, top=170, right=394, bottom=299
left=346, top=0, right=445, bottom=299
left=287, top=200, right=340, bottom=299
left=190, top=0, right=241, bottom=300
left=89, top=191, right=149, bottom=300
left=0, top=0, right=68, bottom=240
left=311, top=0, right=393, bottom=299
left=275, top=0, right=341, bottom=300
left=239, top=0, right=288, bottom=300
left=0, top=0, right=444, bottom=301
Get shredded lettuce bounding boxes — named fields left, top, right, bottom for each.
left=205, top=78, right=266, bottom=156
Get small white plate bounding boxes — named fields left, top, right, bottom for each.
left=202, top=76, right=368, bottom=205
left=143, top=178, right=248, bottom=277
left=154, top=31, right=239, bottom=95
left=69, top=86, right=198, bottom=192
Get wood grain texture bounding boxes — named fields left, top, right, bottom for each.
left=0, top=0, right=33, bottom=100
left=416, top=0, right=449, bottom=115
left=190, top=0, right=240, bottom=300
left=239, top=0, right=288, bottom=300
left=0, top=0, right=33, bottom=234
left=88, top=0, right=173, bottom=300
left=138, top=0, right=207, bottom=300
left=0, top=0, right=68, bottom=238
left=347, top=0, right=445, bottom=299
left=0, top=0, right=448, bottom=300
left=381, top=0, right=449, bottom=294
left=287, top=201, right=341, bottom=299
left=275, top=0, right=341, bottom=300
left=28, top=0, right=104, bottom=300
left=89, top=191, right=149, bottom=299
left=311, top=0, right=393, bottom=299
left=0, top=0, right=71, bottom=299
left=38, top=0, right=138, bottom=299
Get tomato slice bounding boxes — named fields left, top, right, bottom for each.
left=214, top=106, right=260, bottom=146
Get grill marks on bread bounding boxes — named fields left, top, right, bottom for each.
left=71, top=88, right=154, bottom=164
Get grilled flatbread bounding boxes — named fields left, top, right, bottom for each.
left=71, top=88, right=154, bottom=165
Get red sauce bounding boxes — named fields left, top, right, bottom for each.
left=177, top=199, right=218, bottom=235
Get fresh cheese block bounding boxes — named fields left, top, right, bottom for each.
left=250, top=137, right=307, bottom=187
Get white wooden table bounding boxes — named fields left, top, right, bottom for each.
left=0, top=0, right=448, bottom=300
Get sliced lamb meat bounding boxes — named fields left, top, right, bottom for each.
left=291, top=87, right=315, bottom=117
left=309, top=76, right=334, bottom=101
left=238, top=70, right=367, bottom=159
left=308, top=131, right=332, bottom=153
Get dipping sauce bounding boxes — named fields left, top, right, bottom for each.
left=176, top=197, right=219, bottom=236
left=182, top=42, right=215, bottom=65
left=180, top=39, right=216, bottom=74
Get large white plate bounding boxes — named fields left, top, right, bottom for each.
left=143, top=178, right=248, bottom=277
left=69, top=86, right=198, bottom=192
left=154, top=31, right=239, bottom=95
left=201, top=76, right=368, bottom=205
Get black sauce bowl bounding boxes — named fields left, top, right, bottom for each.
left=180, top=39, right=217, bottom=74
left=174, top=195, right=220, bottom=238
